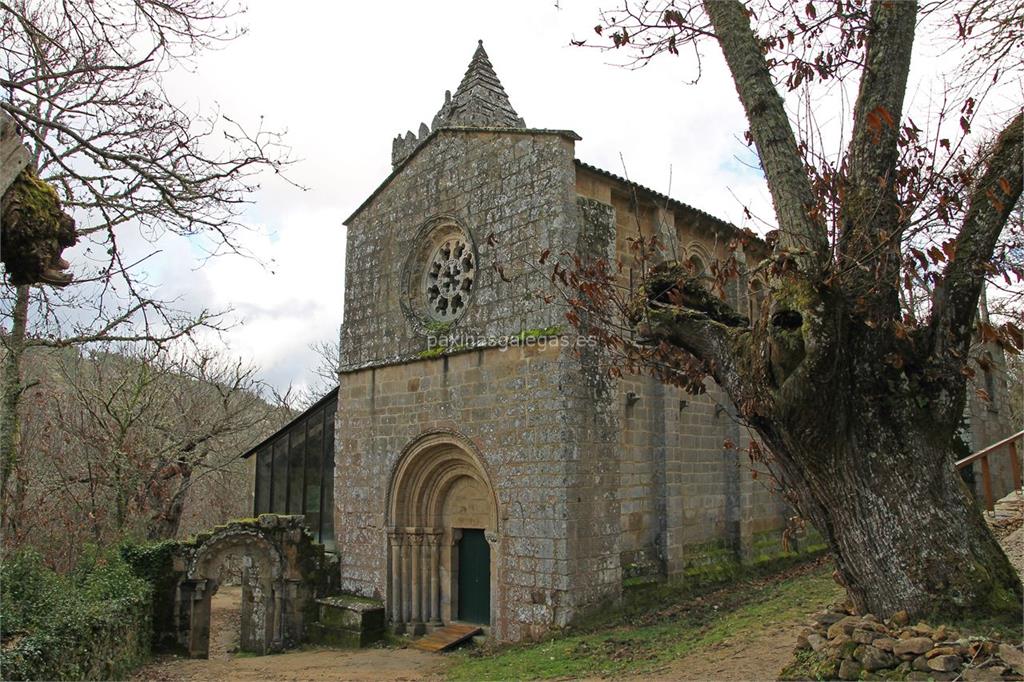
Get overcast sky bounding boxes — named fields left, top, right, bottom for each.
left=97, top=1, right=1001, bottom=399
left=106, top=1, right=766, bottom=399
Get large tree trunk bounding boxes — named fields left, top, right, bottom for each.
left=756, top=362, right=1020, bottom=619
left=641, top=265, right=1022, bottom=623
left=678, top=0, right=1023, bottom=623
left=146, top=467, right=192, bottom=541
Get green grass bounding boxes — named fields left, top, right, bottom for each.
left=446, top=562, right=841, bottom=680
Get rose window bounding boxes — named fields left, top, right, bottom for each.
left=424, top=236, right=475, bottom=321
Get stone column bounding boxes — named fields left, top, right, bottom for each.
left=484, top=531, right=499, bottom=629
left=448, top=529, right=462, bottom=621
left=187, top=579, right=211, bottom=658
left=401, top=532, right=413, bottom=624
left=389, top=530, right=405, bottom=631
left=428, top=531, right=441, bottom=625
left=410, top=532, right=423, bottom=632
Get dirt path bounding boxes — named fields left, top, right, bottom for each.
left=209, top=586, right=242, bottom=659
left=134, top=647, right=448, bottom=682
left=133, top=586, right=448, bottom=682
left=641, top=617, right=805, bottom=681
left=134, top=645, right=448, bottom=682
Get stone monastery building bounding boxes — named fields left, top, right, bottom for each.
left=245, top=43, right=1015, bottom=643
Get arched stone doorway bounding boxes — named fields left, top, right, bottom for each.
left=172, top=516, right=323, bottom=658
left=387, top=432, right=499, bottom=634
left=183, top=530, right=281, bottom=657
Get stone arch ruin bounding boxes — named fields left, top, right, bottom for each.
left=387, top=431, right=500, bottom=633
left=170, top=516, right=326, bottom=658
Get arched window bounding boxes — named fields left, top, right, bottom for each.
left=687, top=254, right=707, bottom=279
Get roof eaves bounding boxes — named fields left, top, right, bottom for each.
left=240, top=385, right=339, bottom=460
left=574, top=159, right=766, bottom=248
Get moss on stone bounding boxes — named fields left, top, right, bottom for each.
left=515, top=325, right=563, bottom=341
left=319, top=594, right=383, bottom=608
left=423, top=320, right=453, bottom=336
left=778, top=648, right=839, bottom=681
left=0, top=167, right=76, bottom=285
left=120, top=539, right=183, bottom=653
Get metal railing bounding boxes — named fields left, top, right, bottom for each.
left=955, top=429, right=1023, bottom=511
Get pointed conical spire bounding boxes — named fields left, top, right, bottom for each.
left=433, top=41, right=525, bottom=129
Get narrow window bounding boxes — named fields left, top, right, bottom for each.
left=304, top=407, right=323, bottom=540
left=288, top=426, right=306, bottom=515
left=272, top=436, right=288, bottom=512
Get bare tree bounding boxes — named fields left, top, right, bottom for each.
left=295, top=332, right=341, bottom=408
left=4, top=343, right=286, bottom=565
left=0, top=0, right=296, bottom=518
left=567, top=0, right=1023, bottom=621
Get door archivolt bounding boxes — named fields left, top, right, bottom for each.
left=386, top=432, right=498, bottom=631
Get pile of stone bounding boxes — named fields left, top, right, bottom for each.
left=795, top=605, right=1024, bottom=680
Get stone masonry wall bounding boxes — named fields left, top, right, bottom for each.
left=336, top=344, right=617, bottom=642
left=964, top=342, right=1017, bottom=502
left=336, top=128, right=645, bottom=640
left=576, top=167, right=793, bottom=577
left=341, top=129, right=579, bottom=371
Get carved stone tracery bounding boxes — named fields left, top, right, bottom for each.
left=424, top=235, right=475, bottom=321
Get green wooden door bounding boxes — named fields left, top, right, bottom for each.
left=457, top=529, right=490, bottom=624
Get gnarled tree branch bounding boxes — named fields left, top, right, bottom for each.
left=634, top=262, right=753, bottom=403
left=931, top=111, right=1023, bottom=357
left=839, top=0, right=918, bottom=318
left=703, top=0, right=830, bottom=273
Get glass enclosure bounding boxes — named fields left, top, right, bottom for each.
left=250, top=389, right=336, bottom=550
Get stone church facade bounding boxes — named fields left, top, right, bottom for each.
left=245, top=42, right=1016, bottom=644
left=332, top=42, right=799, bottom=642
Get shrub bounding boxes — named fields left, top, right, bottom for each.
left=0, top=547, right=152, bottom=680
left=120, top=539, right=183, bottom=652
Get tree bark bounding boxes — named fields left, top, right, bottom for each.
left=839, top=0, right=918, bottom=320
left=755, top=349, right=1021, bottom=620
left=1, top=284, right=29, bottom=517
left=932, top=111, right=1024, bottom=360
left=640, top=278, right=1022, bottom=622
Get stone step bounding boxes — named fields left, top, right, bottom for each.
left=308, top=622, right=384, bottom=648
